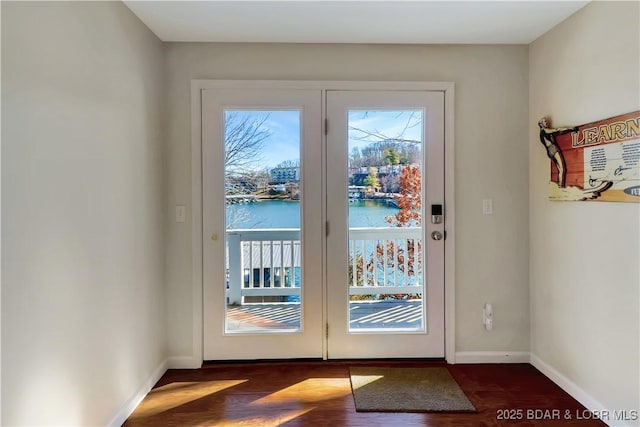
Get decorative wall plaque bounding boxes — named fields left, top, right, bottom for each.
left=538, top=111, right=640, bottom=202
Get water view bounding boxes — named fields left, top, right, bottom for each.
left=223, top=108, right=425, bottom=333
left=226, top=199, right=399, bottom=229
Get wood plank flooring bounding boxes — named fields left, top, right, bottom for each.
left=124, top=361, right=607, bottom=426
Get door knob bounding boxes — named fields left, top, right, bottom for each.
left=431, top=231, right=444, bottom=241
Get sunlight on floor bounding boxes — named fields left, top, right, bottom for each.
left=251, top=378, right=352, bottom=405
left=212, top=407, right=315, bottom=427
left=128, top=380, right=247, bottom=419
left=349, top=374, right=383, bottom=390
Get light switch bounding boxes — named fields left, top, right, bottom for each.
left=176, top=205, right=186, bottom=223
left=482, top=199, right=493, bottom=215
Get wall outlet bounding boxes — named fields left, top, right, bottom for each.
left=483, top=303, right=493, bottom=331
left=482, top=199, right=493, bottom=215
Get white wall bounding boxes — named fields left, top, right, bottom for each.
left=529, top=1, right=640, bottom=421
left=1, top=2, right=166, bottom=425
left=164, top=43, right=530, bottom=360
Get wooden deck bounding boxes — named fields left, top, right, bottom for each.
left=226, top=300, right=422, bottom=331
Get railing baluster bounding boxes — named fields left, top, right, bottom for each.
left=249, top=242, right=254, bottom=288
left=227, top=233, right=242, bottom=305
left=372, top=239, right=377, bottom=287
left=416, top=239, right=424, bottom=286
left=290, top=240, right=295, bottom=288
left=359, top=239, right=364, bottom=286
left=351, top=240, right=357, bottom=287
left=283, top=240, right=287, bottom=287
left=360, top=240, right=366, bottom=285
left=280, top=240, right=287, bottom=288
left=403, top=238, right=408, bottom=287
left=259, top=241, right=264, bottom=288
left=412, top=238, right=416, bottom=288
left=393, top=239, right=398, bottom=287
left=270, top=240, right=275, bottom=288
left=382, top=239, right=388, bottom=287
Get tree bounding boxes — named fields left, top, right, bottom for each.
left=350, top=147, right=364, bottom=168
left=362, top=166, right=423, bottom=291
left=363, top=167, right=380, bottom=193
left=355, top=140, right=420, bottom=167
left=224, top=113, right=271, bottom=197
left=380, top=172, right=399, bottom=193
left=224, top=113, right=271, bottom=229
left=386, top=166, right=421, bottom=227
left=224, top=113, right=271, bottom=176
left=383, top=147, right=401, bottom=165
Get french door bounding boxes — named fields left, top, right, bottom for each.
left=202, top=89, right=324, bottom=359
left=202, top=86, right=445, bottom=360
left=326, top=91, right=445, bottom=358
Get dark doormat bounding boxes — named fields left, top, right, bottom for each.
left=349, top=367, right=476, bottom=412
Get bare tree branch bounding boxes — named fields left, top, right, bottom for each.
left=349, top=111, right=422, bottom=144
left=224, top=113, right=271, bottom=175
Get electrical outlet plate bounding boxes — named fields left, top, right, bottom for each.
left=482, top=199, right=493, bottom=215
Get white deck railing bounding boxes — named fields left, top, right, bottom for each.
left=226, top=227, right=423, bottom=305
left=348, top=227, right=423, bottom=295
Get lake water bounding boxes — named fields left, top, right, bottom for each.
left=226, top=199, right=398, bottom=229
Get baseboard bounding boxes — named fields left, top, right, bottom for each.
left=107, top=358, right=168, bottom=426
left=167, top=355, right=203, bottom=369
left=455, top=351, right=530, bottom=364
left=530, top=354, right=637, bottom=427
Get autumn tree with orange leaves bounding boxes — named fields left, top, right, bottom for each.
left=385, top=165, right=421, bottom=227
left=359, top=165, right=423, bottom=298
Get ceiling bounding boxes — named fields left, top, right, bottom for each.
left=123, top=1, right=589, bottom=45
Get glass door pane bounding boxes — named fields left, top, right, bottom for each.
left=224, top=110, right=303, bottom=333
left=347, top=110, right=425, bottom=331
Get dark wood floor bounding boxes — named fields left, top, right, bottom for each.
left=124, top=361, right=606, bottom=426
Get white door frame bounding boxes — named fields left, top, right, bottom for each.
left=189, top=80, right=456, bottom=367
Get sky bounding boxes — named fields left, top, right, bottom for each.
left=225, top=109, right=423, bottom=170
left=348, top=110, right=423, bottom=152
left=225, top=110, right=300, bottom=169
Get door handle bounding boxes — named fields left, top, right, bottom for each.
left=431, top=231, right=444, bottom=241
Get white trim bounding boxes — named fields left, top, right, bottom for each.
left=530, top=354, right=633, bottom=427
left=455, top=351, right=530, bottom=364
left=321, top=90, right=328, bottom=361
left=167, top=356, right=203, bottom=370
left=190, top=80, right=456, bottom=364
left=443, top=84, right=456, bottom=364
left=107, top=358, right=168, bottom=427
left=191, top=81, right=204, bottom=366
left=192, top=80, right=454, bottom=92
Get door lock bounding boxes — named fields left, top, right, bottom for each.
left=431, top=231, right=444, bottom=241
left=431, top=204, right=443, bottom=224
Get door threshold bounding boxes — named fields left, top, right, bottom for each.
left=202, top=357, right=446, bottom=366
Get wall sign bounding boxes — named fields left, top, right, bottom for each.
left=538, top=111, right=640, bottom=202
